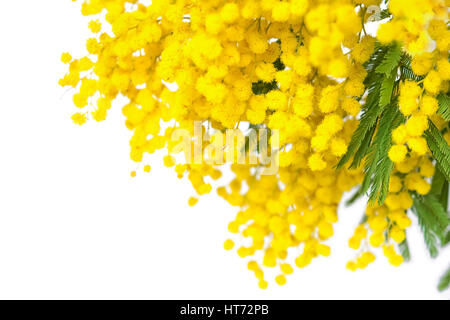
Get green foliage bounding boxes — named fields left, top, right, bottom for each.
left=376, top=42, right=402, bottom=77
left=379, top=69, right=396, bottom=107
left=363, top=45, right=388, bottom=85
left=252, top=80, right=278, bottom=95
left=424, top=121, right=450, bottom=182
left=441, top=181, right=449, bottom=222
left=399, top=54, right=424, bottom=82
left=273, top=57, right=286, bottom=71
left=437, top=93, right=450, bottom=121
left=438, top=266, right=450, bottom=292
left=338, top=44, right=400, bottom=172
left=338, top=42, right=450, bottom=292
left=338, top=43, right=406, bottom=205
left=430, top=168, right=449, bottom=217
left=423, top=195, right=450, bottom=236
left=399, top=238, right=411, bottom=262
left=430, top=167, right=446, bottom=196
left=361, top=103, right=404, bottom=204
left=379, top=9, right=392, bottom=20
left=337, top=76, right=385, bottom=169
left=413, top=197, right=439, bottom=258
left=346, top=187, right=363, bottom=206
left=445, top=231, right=450, bottom=247
left=412, top=193, right=450, bottom=258
left=252, top=56, right=286, bottom=95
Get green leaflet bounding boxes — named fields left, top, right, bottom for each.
left=337, top=77, right=385, bottom=169
left=376, top=42, right=402, bottom=77
left=438, top=266, right=450, bottom=292
left=445, top=231, right=450, bottom=246
left=361, top=102, right=404, bottom=204
left=399, top=54, right=425, bottom=82
left=379, top=69, right=396, bottom=107
left=350, top=125, right=377, bottom=170
left=363, top=45, right=388, bottom=87
left=440, top=181, right=449, bottom=225
left=252, top=80, right=278, bottom=95
left=379, top=9, right=392, bottom=20
left=360, top=212, right=368, bottom=224
left=346, top=187, right=363, bottom=206
left=424, top=121, right=450, bottom=182
left=273, top=57, right=286, bottom=71
left=412, top=193, right=450, bottom=258
left=424, top=228, right=439, bottom=259
left=430, top=167, right=446, bottom=196
left=412, top=196, right=440, bottom=258
left=422, top=195, right=450, bottom=236
left=437, top=93, right=450, bottom=121
left=430, top=168, right=449, bottom=216
left=338, top=44, right=401, bottom=178
left=399, top=238, right=411, bottom=262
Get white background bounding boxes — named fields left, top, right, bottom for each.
left=0, top=1, right=449, bottom=300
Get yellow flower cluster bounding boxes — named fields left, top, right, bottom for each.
left=60, top=0, right=448, bottom=288
left=347, top=183, right=414, bottom=270
left=377, top=0, right=448, bottom=54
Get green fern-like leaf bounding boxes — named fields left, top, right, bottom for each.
left=437, top=93, right=450, bottom=121
left=440, top=181, right=449, bottom=215
left=379, top=9, right=392, bottom=20
left=349, top=124, right=377, bottom=170
left=346, top=187, right=363, bottom=206
left=412, top=195, right=442, bottom=258
left=337, top=77, right=384, bottom=169
left=430, top=168, right=449, bottom=217
left=399, top=238, right=411, bottom=262
left=362, top=103, right=404, bottom=204
left=444, top=231, right=450, bottom=246
left=424, top=121, right=450, bottom=181
left=438, top=266, right=450, bottom=292
left=364, top=44, right=388, bottom=76
left=338, top=45, right=395, bottom=170
left=424, top=228, right=439, bottom=258
left=399, top=54, right=425, bottom=82
left=412, top=192, right=450, bottom=259
left=379, top=70, right=396, bottom=107
left=252, top=80, right=278, bottom=95
left=421, top=195, right=450, bottom=237
left=430, top=167, right=446, bottom=196
left=376, top=42, right=402, bottom=77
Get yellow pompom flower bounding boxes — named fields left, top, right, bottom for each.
left=188, top=197, right=199, bottom=207
left=61, top=52, right=72, bottom=64
left=408, top=137, right=428, bottom=156
left=308, top=154, right=327, bottom=171
left=224, top=239, right=235, bottom=251
left=420, top=95, right=439, bottom=116
left=424, top=71, right=442, bottom=95
left=88, top=20, right=102, bottom=33
left=272, top=2, right=291, bottom=22
left=256, top=63, right=276, bottom=82
left=258, top=280, right=269, bottom=290
left=411, top=53, right=434, bottom=76
left=388, top=145, right=408, bottom=163
left=405, top=115, right=429, bottom=137
left=369, top=232, right=385, bottom=248
left=392, top=125, right=409, bottom=145
left=220, top=3, right=240, bottom=23
left=275, top=275, right=287, bottom=286
left=71, top=112, right=87, bottom=125
left=280, top=264, right=294, bottom=275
